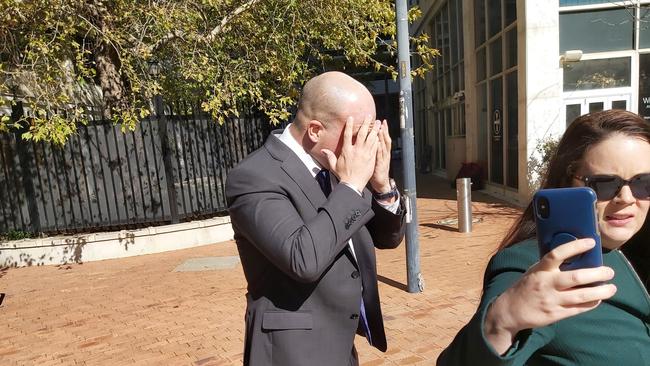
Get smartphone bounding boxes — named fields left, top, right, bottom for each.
left=533, top=187, right=603, bottom=271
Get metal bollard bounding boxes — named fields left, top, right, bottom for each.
left=456, top=178, right=472, bottom=233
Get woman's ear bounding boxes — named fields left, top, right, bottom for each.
left=306, top=120, right=323, bottom=143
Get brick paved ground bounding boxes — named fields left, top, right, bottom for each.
left=0, top=174, right=521, bottom=365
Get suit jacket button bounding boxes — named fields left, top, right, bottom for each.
left=350, top=314, right=359, bottom=320
left=351, top=271, right=360, bottom=279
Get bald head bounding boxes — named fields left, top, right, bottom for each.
left=295, top=71, right=375, bottom=129
left=290, top=72, right=377, bottom=166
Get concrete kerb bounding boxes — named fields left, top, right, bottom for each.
left=0, top=216, right=234, bottom=268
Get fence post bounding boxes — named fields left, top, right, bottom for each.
left=155, top=96, right=179, bottom=224
left=13, top=101, right=41, bottom=233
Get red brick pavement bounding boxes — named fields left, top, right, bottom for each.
left=0, top=175, right=521, bottom=365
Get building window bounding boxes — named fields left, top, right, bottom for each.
left=560, top=0, right=613, bottom=7
left=474, top=0, right=518, bottom=189
left=560, top=8, right=634, bottom=53
left=431, top=0, right=465, bottom=139
left=559, top=2, right=650, bottom=122
left=506, top=71, right=518, bottom=189
left=505, top=0, right=517, bottom=26
left=566, top=104, right=582, bottom=127
left=488, top=0, right=502, bottom=38
left=419, top=0, right=465, bottom=171
left=563, top=57, right=631, bottom=91
left=477, top=84, right=488, bottom=174
left=489, top=77, right=504, bottom=185
left=506, top=28, right=517, bottom=68
left=476, top=48, right=486, bottom=82
left=474, top=0, right=486, bottom=45
left=489, top=38, right=503, bottom=76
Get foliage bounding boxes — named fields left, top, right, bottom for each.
left=0, top=0, right=437, bottom=144
left=527, top=135, right=560, bottom=193
left=1, top=229, right=34, bottom=241
left=574, top=71, right=626, bottom=90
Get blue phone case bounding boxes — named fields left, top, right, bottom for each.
left=533, top=187, right=603, bottom=271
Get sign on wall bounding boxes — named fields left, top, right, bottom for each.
left=492, top=108, right=502, bottom=141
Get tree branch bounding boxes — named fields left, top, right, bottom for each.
left=150, top=30, right=186, bottom=53
left=205, top=0, right=261, bottom=42
left=149, top=0, right=259, bottom=52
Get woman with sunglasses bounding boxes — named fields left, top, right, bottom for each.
left=438, top=109, right=650, bottom=366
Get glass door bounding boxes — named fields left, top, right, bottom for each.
left=564, top=94, right=631, bottom=126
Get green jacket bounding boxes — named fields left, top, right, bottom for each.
left=437, top=240, right=650, bottom=366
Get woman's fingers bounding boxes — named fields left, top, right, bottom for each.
left=554, top=266, right=615, bottom=290
left=565, top=300, right=601, bottom=312
left=537, top=238, right=596, bottom=271
left=489, top=239, right=614, bottom=340
left=559, top=283, right=617, bottom=306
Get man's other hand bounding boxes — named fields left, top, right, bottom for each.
left=369, top=120, right=392, bottom=194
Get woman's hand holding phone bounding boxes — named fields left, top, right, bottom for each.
left=484, top=238, right=617, bottom=355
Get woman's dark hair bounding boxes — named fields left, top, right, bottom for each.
left=499, top=109, right=650, bottom=250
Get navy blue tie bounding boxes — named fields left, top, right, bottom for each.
left=315, top=169, right=331, bottom=197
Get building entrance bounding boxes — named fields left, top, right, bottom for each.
left=564, top=94, right=631, bottom=126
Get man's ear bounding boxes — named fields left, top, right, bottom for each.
left=306, top=120, right=323, bottom=143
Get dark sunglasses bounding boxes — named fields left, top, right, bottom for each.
left=574, top=173, right=650, bottom=201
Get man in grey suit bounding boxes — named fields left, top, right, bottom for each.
left=226, top=71, right=405, bottom=366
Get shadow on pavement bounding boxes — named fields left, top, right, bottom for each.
left=420, top=223, right=458, bottom=233
left=377, top=274, right=407, bottom=292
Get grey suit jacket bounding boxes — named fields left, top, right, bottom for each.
left=226, top=131, right=406, bottom=366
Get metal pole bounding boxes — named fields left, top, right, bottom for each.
left=456, top=178, right=472, bottom=233
left=396, top=0, right=422, bottom=293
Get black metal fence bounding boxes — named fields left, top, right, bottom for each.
left=0, top=100, right=273, bottom=235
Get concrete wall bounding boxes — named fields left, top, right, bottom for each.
left=521, top=0, right=563, bottom=200
left=0, top=216, right=234, bottom=268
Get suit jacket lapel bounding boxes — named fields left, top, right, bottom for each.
left=281, top=161, right=327, bottom=209
left=264, top=131, right=327, bottom=210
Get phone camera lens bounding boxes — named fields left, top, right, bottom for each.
left=537, top=197, right=550, bottom=219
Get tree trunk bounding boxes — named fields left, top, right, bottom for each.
left=86, top=0, right=127, bottom=118
left=96, top=42, right=126, bottom=117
